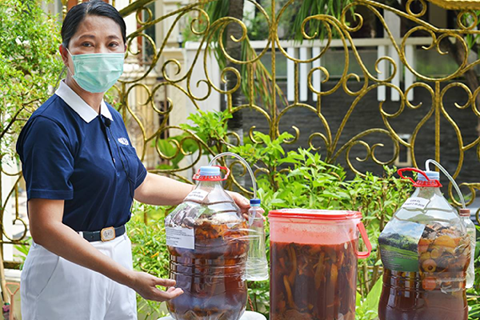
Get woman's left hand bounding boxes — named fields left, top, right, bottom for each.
left=228, top=191, right=267, bottom=222
left=227, top=191, right=250, bottom=214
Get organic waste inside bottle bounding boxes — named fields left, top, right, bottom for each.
left=166, top=210, right=249, bottom=320
left=379, top=222, right=470, bottom=320
left=270, top=239, right=358, bottom=320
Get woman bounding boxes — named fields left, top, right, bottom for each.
left=16, top=1, right=249, bottom=319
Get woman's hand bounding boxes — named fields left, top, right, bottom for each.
left=227, top=191, right=267, bottom=222
left=227, top=191, right=250, bottom=213
left=129, top=271, right=183, bottom=302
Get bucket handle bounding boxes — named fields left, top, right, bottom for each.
left=356, top=222, right=372, bottom=259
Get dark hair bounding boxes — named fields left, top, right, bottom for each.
left=61, top=0, right=126, bottom=48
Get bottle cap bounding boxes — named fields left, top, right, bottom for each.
left=459, top=208, right=471, bottom=217
left=199, top=166, right=220, bottom=176
left=418, top=171, right=440, bottom=181
left=193, top=166, right=230, bottom=181
left=250, top=198, right=261, bottom=206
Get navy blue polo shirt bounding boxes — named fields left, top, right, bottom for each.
left=16, top=81, right=147, bottom=232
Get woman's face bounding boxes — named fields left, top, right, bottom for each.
left=63, top=14, right=125, bottom=65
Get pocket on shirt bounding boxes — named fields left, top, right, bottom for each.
left=21, top=244, right=60, bottom=298
left=119, top=145, right=138, bottom=159
left=118, top=145, right=140, bottom=185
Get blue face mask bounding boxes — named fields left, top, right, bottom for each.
left=67, top=49, right=124, bottom=93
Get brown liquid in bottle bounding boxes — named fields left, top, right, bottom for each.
left=270, top=240, right=357, bottom=320
left=378, top=230, right=469, bottom=320
left=167, top=220, right=248, bottom=320
left=379, top=269, right=468, bottom=320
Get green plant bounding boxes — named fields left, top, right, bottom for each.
left=180, top=109, right=232, bottom=154
left=466, top=227, right=480, bottom=319
left=156, top=132, right=202, bottom=170
left=254, top=147, right=351, bottom=211
left=246, top=279, right=270, bottom=315
left=231, top=131, right=294, bottom=188
left=290, top=0, right=354, bottom=42
left=13, top=238, right=32, bottom=270
left=355, top=277, right=383, bottom=320
left=153, top=109, right=233, bottom=171
left=276, top=148, right=349, bottom=207
left=0, top=0, right=63, bottom=158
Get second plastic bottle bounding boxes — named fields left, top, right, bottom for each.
left=378, top=169, right=470, bottom=320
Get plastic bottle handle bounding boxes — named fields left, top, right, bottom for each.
left=192, top=166, right=230, bottom=181
left=398, top=167, right=430, bottom=184
left=356, top=222, right=372, bottom=259
left=218, top=166, right=230, bottom=181
left=397, top=167, right=442, bottom=187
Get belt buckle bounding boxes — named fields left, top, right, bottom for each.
left=100, top=227, right=116, bottom=242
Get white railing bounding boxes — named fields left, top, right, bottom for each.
left=248, top=37, right=434, bottom=102
left=185, top=37, right=438, bottom=106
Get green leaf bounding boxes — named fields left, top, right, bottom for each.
left=356, top=291, right=362, bottom=308
left=356, top=277, right=383, bottom=320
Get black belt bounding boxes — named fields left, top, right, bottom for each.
left=79, top=225, right=126, bottom=242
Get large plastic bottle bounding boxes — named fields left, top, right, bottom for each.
left=378, top=169, right=470, bottom=320
left=460, top=208, right=476, bottom=288
left=165, top=166, right=248, bottom=320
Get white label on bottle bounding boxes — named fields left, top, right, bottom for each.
left=184, top=189, right=208, bottom=203
left=401, top=197, right=429, bottom=210
left=166, top=226, right=195, bottom=249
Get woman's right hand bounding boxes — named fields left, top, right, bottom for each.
left=129, top=271, right=184, bottom=302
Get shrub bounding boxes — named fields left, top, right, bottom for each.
left=0, top=0, right=62, bottom=158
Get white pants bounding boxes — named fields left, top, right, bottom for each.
left=20, top=233, right=137, bottom=320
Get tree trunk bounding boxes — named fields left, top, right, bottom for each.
left=225, top=0, right=245, bottom=140
left=224, top=0, right=246, bottom=187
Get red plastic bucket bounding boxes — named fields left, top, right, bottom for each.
left=268, top=209, right=371, bottom=320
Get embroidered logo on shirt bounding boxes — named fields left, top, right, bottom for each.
left=118, top=138, right=129, bottom=146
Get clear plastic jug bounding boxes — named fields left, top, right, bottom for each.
left=378, top=168, right=470, bottom=320
left=268, top=209, right=372, bottom=320
left=165, top=166, right=248, bottom=320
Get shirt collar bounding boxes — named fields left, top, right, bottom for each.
left=55, top=81, right=113, bottom=123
